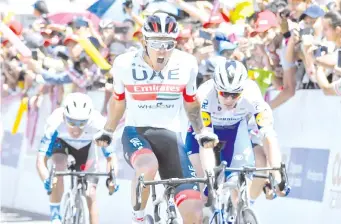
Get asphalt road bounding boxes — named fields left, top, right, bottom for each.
left=0, top=207, right=50, bottom=224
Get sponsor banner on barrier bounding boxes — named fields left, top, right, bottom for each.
left=287, top=147, right=330, bottom=202
left=1, top=131, right=23, bottom=168
left=329, top=152, right=341, bottom=209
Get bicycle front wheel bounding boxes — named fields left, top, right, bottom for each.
left=170, top=219, right=180, bottom=224
left=238, top=207, right=259, bottom=224
left=62, top=197, right=74, bottom=224
left=75, top=195, right=90, bottom=224
left=145, top=214, right=154, bottom=224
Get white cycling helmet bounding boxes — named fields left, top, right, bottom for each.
left=142, top=12, right=179, bottom=39
left=213, top=59, right=248, bottom=93
left=63, top=92, right=93, bottom=121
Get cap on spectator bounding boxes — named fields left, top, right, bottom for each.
left=41, top=29, right=52, bottom=36
left=8, top=21, right=23, bottom=36
left=299, top=5, right=325, bottom=21
left=133, top=29, right=142, bottom=38
left=2, top=21, right=23, bottom=45
left=69, top=17, right=89, bottom=28
left=63, top=35, right=78, bottom=45
left=229, top=1, right=254, bottom=24
left=44, top=36, right=60, bottom=47
left=33, top=0, right=49, bottom=14
left=218, top=41, right=238, bottom=54
left=250, top=10, right=278, bottom=37
left=109, top=42, right=126, bottom=55
left=215, top=32, right=229, bottom=41
left=99, top=19, right=114, bottom=29
left=203, top=15, right=224, bottom=29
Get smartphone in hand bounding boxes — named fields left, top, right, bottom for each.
left=299, top=28, right=314, bottom=37
left=313, top=45, right=328, bottom=57
left=32, top=50, right=38, bottom=60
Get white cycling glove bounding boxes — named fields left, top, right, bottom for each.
left=195, top=129, right=219, bottom=148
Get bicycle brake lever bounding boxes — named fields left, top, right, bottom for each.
left=47, top=164, right=56, bottom=195
left=134, top=174, right=144, bottom=211
left=108, top=168, right=117, bottom=196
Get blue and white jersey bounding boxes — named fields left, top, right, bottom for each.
left=185, top=79, right=276, bottom=164
left=194, top=79, right=275, bottom=139
left=38, top=107, right=114, bottom=158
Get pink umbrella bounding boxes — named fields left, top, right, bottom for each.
left=47, top=12, right=100, bottom=29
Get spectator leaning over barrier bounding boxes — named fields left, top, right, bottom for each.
left=313, top=10, right=341, bottom=95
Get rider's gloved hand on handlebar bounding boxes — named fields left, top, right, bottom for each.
left=94, top=129, right=114, bottom=147
left=106, top=178, right=119, bottom=195
left=264, top=174, right=291, bottom=200
left=195, top=129, right=219, bottom=148
left=275, top=178, right=291, bottom=197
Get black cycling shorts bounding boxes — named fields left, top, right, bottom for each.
left=51, top=138, right=98, bottom=184
left=122, top=126, right=201, bottom=206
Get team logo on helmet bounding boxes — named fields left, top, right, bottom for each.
left=225, top=61, right=237, bottom=84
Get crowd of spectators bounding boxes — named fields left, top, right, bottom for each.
left=2, top=0, right=341, bottom=119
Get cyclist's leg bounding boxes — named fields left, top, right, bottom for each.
left=248, top=115, right=269, bottom=200
left=250, top=144, right=268, bottom=201
left=217, top=121, right=255, bottom=207
left=185, top=128, right=204, bottom=191
left=70, top=142, right=99, bottom=224
left=122, top=126, right=158, bottom=223
left=50, top=138, right=68, bottom=221
left=146, top=128, right=202, bottom=224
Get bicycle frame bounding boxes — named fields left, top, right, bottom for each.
left=209, top=161, right=288, bottom=223
left=135, top=172, right=215, bottom=224
left=208, top=181, right=229, bottom=224
left=48, top=163, right=116, bottom=224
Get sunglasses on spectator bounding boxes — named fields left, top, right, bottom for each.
left=146, top=40, right=176, bottom=51
left=217, top=91, right=242, bottom=99
left=65, top=116, right=88, bottom=128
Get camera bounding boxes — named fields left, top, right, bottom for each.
left=114, top=26, right=129, bottom=34
left=280, top=9, right=290, bottom=18
left=56, top=51, right=69, bottom=61
left=299, top=28, right=314, bottom=37
left=313, top=45, right=328, bottom=58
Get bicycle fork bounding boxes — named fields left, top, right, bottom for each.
left=166, top=188, right=177, bottom=223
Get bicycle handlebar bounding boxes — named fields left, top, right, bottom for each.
left=54, top=171, right=111, bottom=176
left=214, top=161, right=284, bottom=173
left=141, top=177, right=209, bottom=186
left=134, top=171, right=215, bottom=211
left=47, top=164, right=116, bottom=195
left=108, top=168, right=117, bottom=196
left=214, top=161, right=288, bottom=192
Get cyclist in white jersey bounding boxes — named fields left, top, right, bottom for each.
left=95, top=12, right=218, bottom=224
left=185, top=59, right=290, bottom=207
left=36, top=93, right=118, bottom=224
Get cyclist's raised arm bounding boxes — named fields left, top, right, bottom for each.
left=91, top=110, right=118, bottom=175
left=36, top=108, right=63, bottom=182
left=104, top=55, right=127, bottom=133
left=183, top=56, right=204, bottom=134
